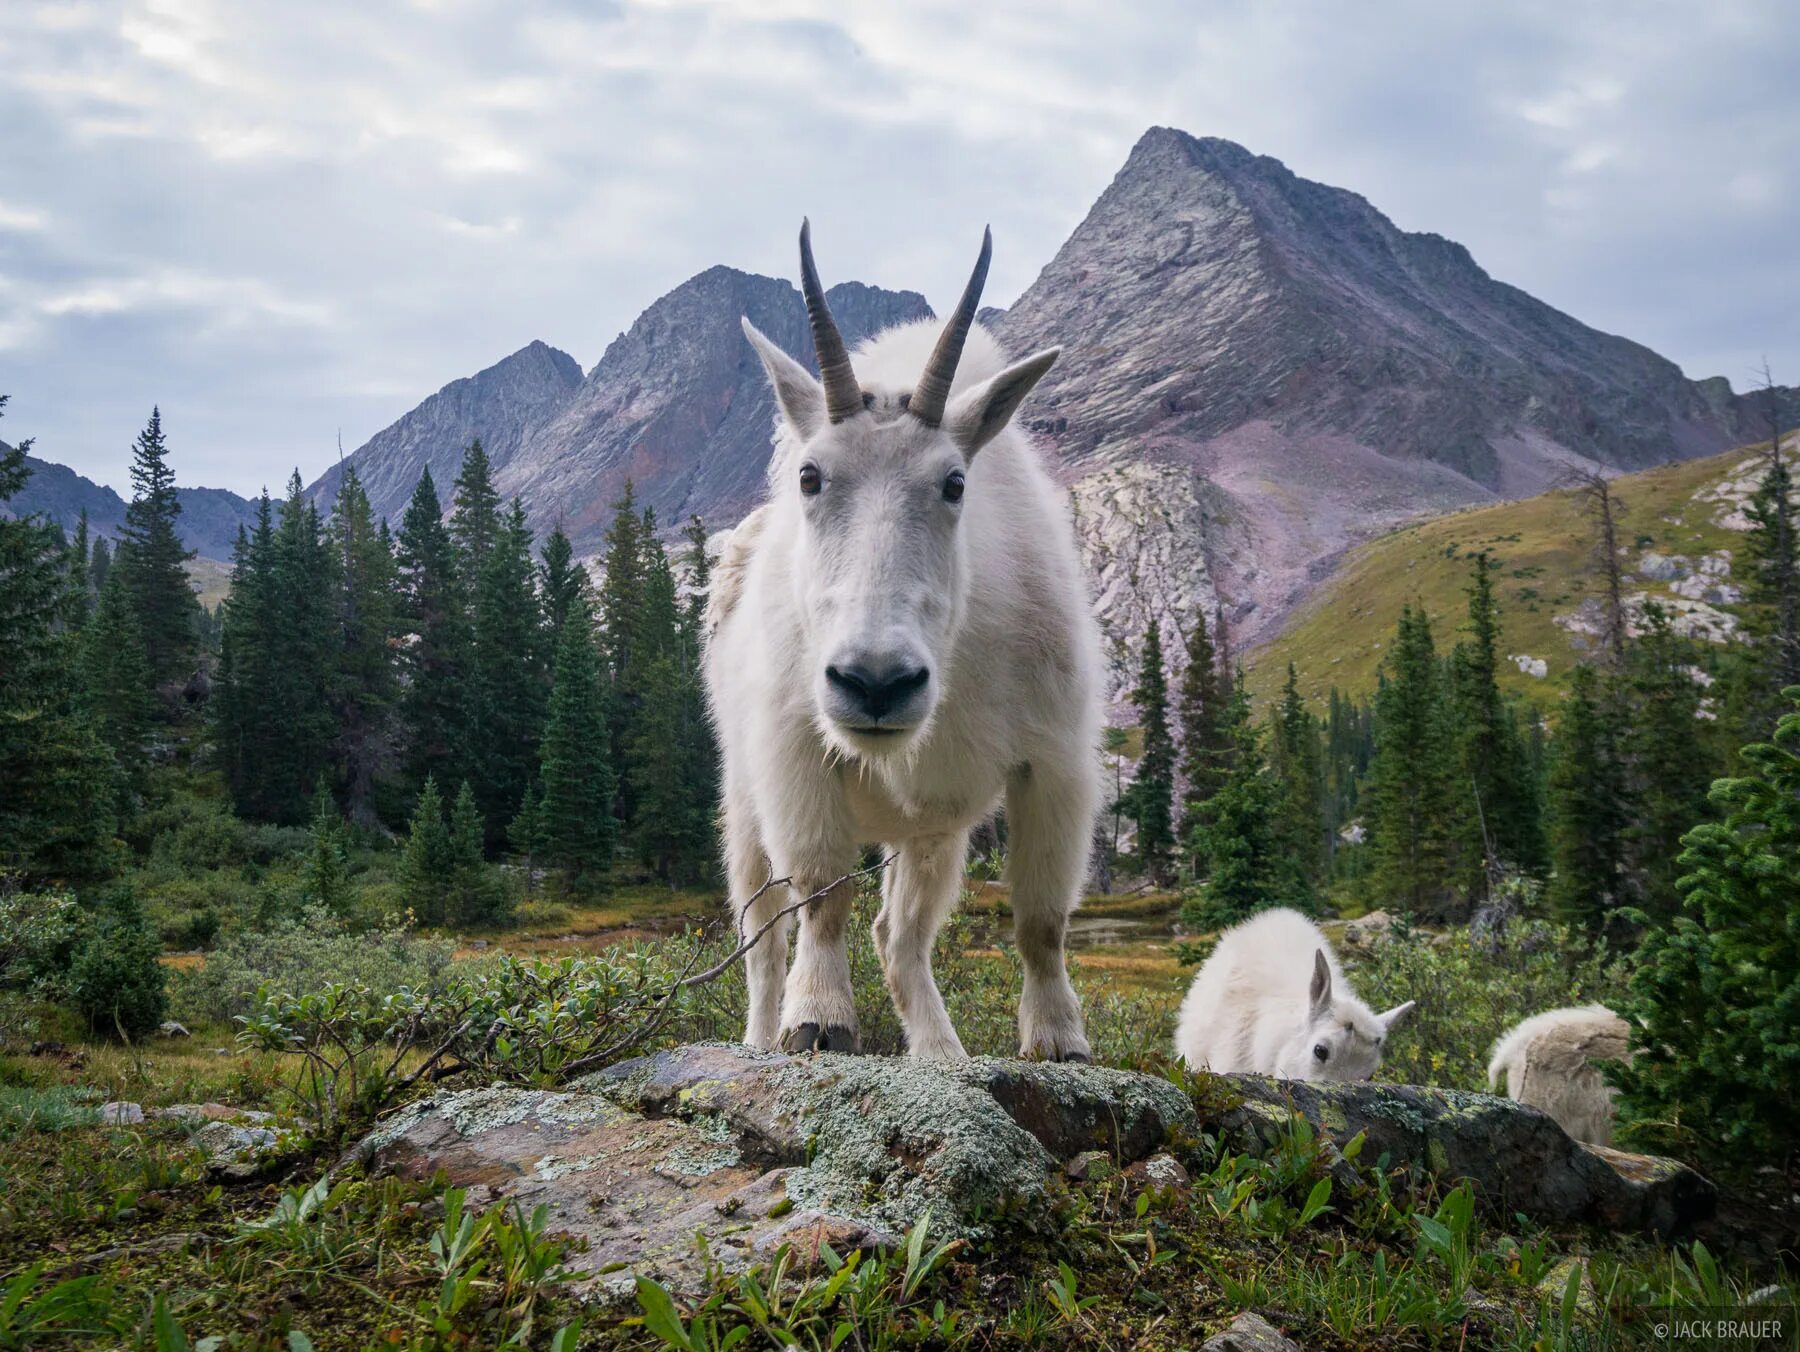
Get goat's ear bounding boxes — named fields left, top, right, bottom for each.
left=1309, top=949, right=1332, bottom=1013
left=945, top=347, right=1059, bottom=457
left=1378, top=1000, right=1416, bottom=1031
left=742, top=318, right=825, bottom=440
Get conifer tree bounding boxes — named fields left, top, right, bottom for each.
left=508, top=782, right=543, bottom=878
left=681, top=515, right=711, bottom=639
left=1449, top=553, right=1545, bottom=881
left=1725, top=379, right=1799, bottom=742
left=470, top=499, right=546, bottom=838
left=1611, top=688, right=1800, bottom=1166
left=79, top=570, right=152, bottom=789
left=538, top=523, right=589, bottom=656
left=300, top=782, right=352, bottom=912
left=262, top=472, right=337, bottom=823
left=1126, top=619, right=1176, bottom=884
left=396, top=468, right=471, bottom=796
left=0, top=399, right=117, bottom=881
left=1622, top=604, right=1717, bottom=924
left=1365, top=605, right=1461, bottom=917
left=539, top=610, right=615, bottom=889
left=399, top=776, right=452, bottom=925
left=325, top=465, right=397, bottom=825
left=215, top=499, right=278, bottom=818
left=449, top=439, right=502, bottom=578
left=113, top=406, right=198, bottom=685
left=448, top=779, right=509, bottom=925
left=68, top=509, right=92, bottom=627
left=1268, top=664, right=1328, bottom=887
left=1175, top=607, right=1230, bottom=868
left=1546, top=664, right=1635, bottom=935
left=598, top=484, right=647, bottom=787
left=88, top=535, right=112, bottom=600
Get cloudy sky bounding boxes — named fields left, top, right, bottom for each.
left=2, top=0, right=1795, bottom=497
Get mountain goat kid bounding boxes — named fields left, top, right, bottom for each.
left=1175, top=909, right=1414, bottom=1080
left=704, top=221, right=1103, bottom=1061
left=1486, top=1005, right=1630, bottom=1145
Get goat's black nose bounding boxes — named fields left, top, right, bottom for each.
left=825, top=662, right=930, bottom=720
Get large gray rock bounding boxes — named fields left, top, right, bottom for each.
left=352, top=1043, right=1191, bottom=1298
left=1213, top=1074, right=1713, bottom=1238
left=348, top=1044, right=1712, bottom=1299
left=1201, top=1312, right=1304, bottom=1351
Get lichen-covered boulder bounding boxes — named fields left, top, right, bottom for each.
left=351, top=1043, right=1196, bottom=1298
left=1210, top=1075, right=1713, bottom=1238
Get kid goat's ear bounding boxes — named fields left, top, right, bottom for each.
left=1378, top=1000, right=1417, bottom=1030
left=946, top=347, right=1060, bottom=457
left=1309, top=949, right=1333, bottom=1013
left=742, top=317, right=825, bottom=440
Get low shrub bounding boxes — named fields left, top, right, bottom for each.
left=1347, top=915, right=1628, bottom=1091
left=173, top=904, right=458, bottom=1024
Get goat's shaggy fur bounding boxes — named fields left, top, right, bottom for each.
left=708, top=285, right=1102, bottom=1061
left=1175, top=908, right=1412, bottom=1081
left=1486, top=1005, right=1630, bottom=1145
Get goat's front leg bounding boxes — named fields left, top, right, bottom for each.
left=874, top=832, right=969, bottom=1060
left=1005, top=760, right=1095, bottom=1062
left=723, top=787, right=786, bottom=1051
left=778, top=867, right=860, bottom=1053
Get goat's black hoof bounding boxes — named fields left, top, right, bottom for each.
left=783, top=1023, right=860, bottom=1054
left=1059, top=1051, right=1092, bottom=1065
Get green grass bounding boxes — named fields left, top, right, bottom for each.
left=1245, top=440, right=1788, bottom=708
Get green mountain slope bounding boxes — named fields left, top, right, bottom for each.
left=1245, top=436, right=1794, bottom=707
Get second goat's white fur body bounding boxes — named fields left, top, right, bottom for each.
left=1175, top=908, right=1413, bottom=1081
left=1487, top=1005, right=1630, bottom=1145
left=708, top=234, right=1103, bottom=1062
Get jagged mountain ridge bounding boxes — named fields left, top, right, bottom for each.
left=995, top=127, right=1788, bottom=644
left=309, top=339, right=584, bottom=526
left=1, top=442, right=257, bottom=562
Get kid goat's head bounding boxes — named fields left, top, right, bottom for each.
left=1280, top=949, right=1416, bottom=1082
left=741, top=220, right=1060, bottom=758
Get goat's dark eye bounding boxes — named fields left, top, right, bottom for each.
left=943, top=470, right=965, bottom=503
left=799, top=463, right=822, bottom=496
left=1312, top=1043, right=1329, bottom=1063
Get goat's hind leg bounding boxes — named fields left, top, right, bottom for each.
left=1005, top=761, right=1094, bottom=1062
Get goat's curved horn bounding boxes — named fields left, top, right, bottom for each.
left=909, top=226, right=992, bottom=428
left=799, top=218, right=863, bottom=425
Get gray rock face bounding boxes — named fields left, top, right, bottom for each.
left=1201, top=1312, right=1305, bottom=1352
left=998, top=127, right=1794, bottom=641
left=309, top=340, right=583, bottom=526
left=347, top=1042, right=1711, bottom=1301
left=495, top=270, right=931, bottom=551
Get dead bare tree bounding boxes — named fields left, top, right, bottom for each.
left=1558, top=464, right=1630, bottom=670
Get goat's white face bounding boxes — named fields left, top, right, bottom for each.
left=742, top=222, right=1058, bottom=759
left=1274, top=949, right=1415, bottom=1082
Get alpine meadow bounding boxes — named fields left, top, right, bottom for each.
left=3, top=6, right=1800, bottom=1349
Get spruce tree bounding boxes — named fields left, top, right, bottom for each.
left=326, top=465, right=397, bottom=826
left=263, top=472, right=337, bottom=823
left=396, top=468, right=471, bottom=797
left=539, top=610, right=615, bottom=889
left=1268, top=664, right=1328, bottom=888
left=1725, top=383, right=1799, bottom=742
left=470, top=500, right=545, bottom=838
left=114, top=406, right=198, bottom=685
left=79, top=570, right=152, bottom=789
left=1611, top=688, right=1800, bottom=1167
left=1126, top=619, right=1177, bottom=884
left=1175, top=607, right=1230, bottom=870
left=0, top=398, right=117, bottom=881
left=399, top=776, right=453, bottom=926
left=300, top=781, right=352, bottom=912
left=1449, top=553, right=1545, bottom=882
left=68, top=509, right=92, bottom=627
left=89, top=535, right=112, bottom=600
left=1364, top=605, right=1461, bottom=918
left=449, top=439, right=502, bottom=577
left=448, top=779, right=509, bottom=925
left=1184, top=683, right=1308, bottom=929
left=1622, top=603, right=1717, bottom=925
left=598, top=484, right=647, bottom=785
left=538, top=523, right=590, bottom=656
left=1546, top=664, right=1635, bottom=935
left=215, top=498, right=280, bottom=818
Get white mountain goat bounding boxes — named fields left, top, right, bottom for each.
left=1486, top=1005, right=1630, bottom=1146
left=703, top=221, right=1103, bottom=1061
left=1175, top=909, right=1415, bottom=1080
